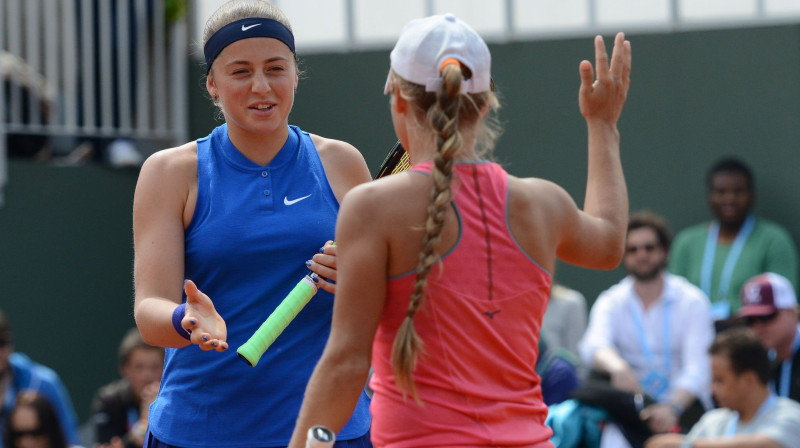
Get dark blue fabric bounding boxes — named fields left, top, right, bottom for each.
left=540, top=355, right=580, bottom=406
left=536, top=340, right=579, bottom=406
left=204, top=18, right=295, bottom=72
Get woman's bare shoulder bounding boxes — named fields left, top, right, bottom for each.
left=508, top=175, right=577, bottom=214
left=141, top=141, right=198, bottom=174
left=310, top=134, right=367, bottom=169
left=136, top=141, right=198, bottom=202
left=309, top=134, right=372, bottom=200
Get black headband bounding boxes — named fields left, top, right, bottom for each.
left=204, top=17, right=295, bottom=74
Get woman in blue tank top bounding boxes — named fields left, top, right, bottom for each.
left=132, top=1, right=373, bottom=447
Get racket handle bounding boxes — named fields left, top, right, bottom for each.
left=306, top=425, right=336, bottom=448
left=237, top=275, right=319, bottom=367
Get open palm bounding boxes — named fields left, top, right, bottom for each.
left=579, top=32, right=632, bottom=126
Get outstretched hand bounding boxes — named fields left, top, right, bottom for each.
left=579, top=32, right=632, bottom=126
left=183, top=279, right=229, bottom=352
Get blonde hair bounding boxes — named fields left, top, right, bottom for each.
left=389, top=65, right=501, bottom=403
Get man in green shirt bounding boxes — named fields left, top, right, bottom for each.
left=668, top=157, right=798, bottom=324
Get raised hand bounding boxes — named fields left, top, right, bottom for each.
left=579, top=32, right=632, bottom=126
left=183, top=279, right=229, bottom=351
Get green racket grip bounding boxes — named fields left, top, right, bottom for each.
left=237, top=275, right=319, bottom=367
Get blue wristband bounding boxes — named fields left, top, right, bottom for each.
left=172, top=303, right=191, bottom=340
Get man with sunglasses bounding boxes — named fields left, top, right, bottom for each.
left=738, top=273, right=800, bottom=402
left=579, top=212, right=714, bottom=448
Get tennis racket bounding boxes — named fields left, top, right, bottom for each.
left=237, top=141, right=409, bottom=367
left=375, top=140, right=410, bottom=178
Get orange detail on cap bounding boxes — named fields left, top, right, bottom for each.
left=439, top=57, right=461, bottom=73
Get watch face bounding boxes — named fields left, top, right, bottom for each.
left=309, top=425, right=335, bottom=444
left=313, top=426, right=333, bottom=441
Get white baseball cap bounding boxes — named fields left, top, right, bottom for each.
left=385, top=13, right=491, bottom=95
left=739, top=272, right=798, bottom=317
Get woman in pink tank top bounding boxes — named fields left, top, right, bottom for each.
left=288, top=13, right=632, bottom=448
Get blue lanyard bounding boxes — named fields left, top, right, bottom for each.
left=630, top=296, right=672, bottom=394
left=726, top=393, right=777, bottom=435
left=700, top=214, right=756, bottom=304
left=779, top=326, right=800, bottom=398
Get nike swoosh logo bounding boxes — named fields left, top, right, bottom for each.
left=284, top=194, right=312, bottom=206
left=241, top=23, right=262, bottom=31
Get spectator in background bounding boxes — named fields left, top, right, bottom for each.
left=2, top=390, right=69, bottom=448
left=90, top=328, right=163, bottom=448
left=669, top=157, right=799, bottom=327
left=645, top=327, right=800, bottom=448
left=738, top=272, right=800, bottom=402
left=542, top=284, right=587, bottom=364
left=579, top=211, right=713, bottom=448
left=0, top=310, right=79, bottom=448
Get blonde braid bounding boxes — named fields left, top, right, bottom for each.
left=391, top=63, right=464, bottom=403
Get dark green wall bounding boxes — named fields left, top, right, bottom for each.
left=0, top=161, right=139, bottom=423
left=2, top=23, right=799, bottom=423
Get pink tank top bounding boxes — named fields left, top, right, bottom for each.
left=370, top=161, right=554, bottom=448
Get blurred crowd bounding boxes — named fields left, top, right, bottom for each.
left=543, top=158, right=800, bottom=447
left=0, top=318, right=162, bottom=448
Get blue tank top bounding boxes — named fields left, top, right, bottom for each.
left=148, top=124, right=371, bottom=447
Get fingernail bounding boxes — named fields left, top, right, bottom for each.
left=319, top=246, right=325, bottom=253
left=305, top=260, right=312, bottom=267
left=311, top=274, right=319, bottom=284
left=189, top=319, right=196, bottom=325
left=202, top=335, right=208, bottom=341
left=211, top=341, right=218, bottom=347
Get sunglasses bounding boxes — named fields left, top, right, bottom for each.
left=10, top=428, right=46, bottom=439
left=745, top=312, right=778, bottom=326
left=625, top=243, right=657, bottom=254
